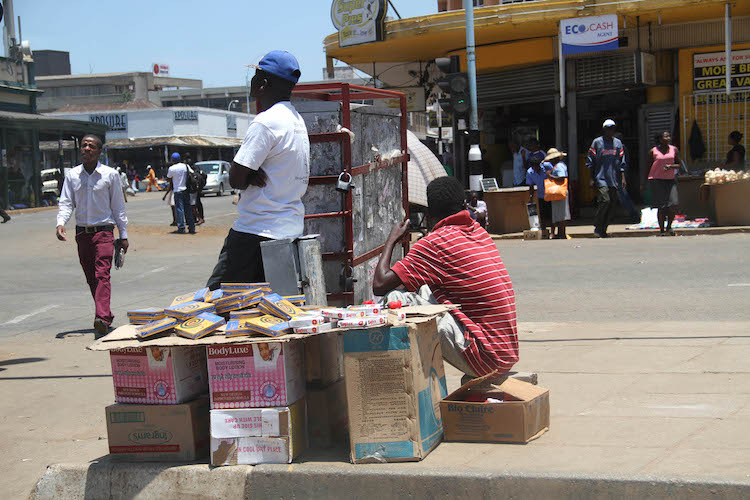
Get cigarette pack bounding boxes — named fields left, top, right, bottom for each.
left=244, top=315, right=291, bottom=337
left=283, top=295, right=306, bottom=306
left=321, top=308, right=366, bottom=320
left=293, top=322, right=334, bottom=334
left=205, top=289, right=224, bottom=303
left=349, top=304, right=382, bottom=316
left=214, top=289, right=261, bottom=309
left=229, top=308, right=264, bottom=320
left=337, top=315, right=387, bottom=328
left=170, top=288, right=210, bottom=307
left=389, top=310, right=407, bottom=321
left=288, top=315, right=326, bottom=328
left=136, top=317, right=179, bottom=339
left=259, top=293, right=303, bottom=321
left=220, top=282, right=270, bottom=293
left=127, top=308, right=165, bottom=320
left=165, top=301, right=216, bottom=320
left=225, top=319, right=255, bottom=338
left=175, top=313, right=226, bottom=340
left=216, top=296, right=262, bottom=315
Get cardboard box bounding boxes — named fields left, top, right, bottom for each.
left=109, top=346, right=208, bottom=404
left=306, top=378, right=348, bottom=448
left=343, top=317, right=447, bottom=463
left=206, top=341, right=304, bottom=409
left=210, top=398, right=305, bottom=465
left=105, top=396, right=209, bottom=461
left=440, top=377, right=550, bottom=444
left=304, top=333, right=344, bottom=386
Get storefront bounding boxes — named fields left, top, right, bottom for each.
left=324, top=0, right=750, bottom=216
left=47, top=107, right=253, bottom=179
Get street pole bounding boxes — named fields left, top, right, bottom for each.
left=245, top=67, right=252, bottom=115
left=725, top=3, right=732, bottom=96
left=463, top=0, right=482, bottom=191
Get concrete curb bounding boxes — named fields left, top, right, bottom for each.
left=491, top=226, right=750, bottom=240
left=29, top=461, right=750, bottom=500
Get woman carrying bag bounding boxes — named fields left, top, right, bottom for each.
left=648, top=131, right=681, bottom=236
left=543, top=148, right=571, bottom=239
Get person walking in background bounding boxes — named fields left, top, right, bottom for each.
left=184, top=156, right=204, bottom=225
left=587, top=119, right=627, bottom=238
left=166, top=152, right=195, bottom=234
left=724, top=131, right=745, bottom=170
left=206, top=50, right=309, bottom=290
left=510, top=138, right=528, bottom=187
left=526, top=137, right=546, bottom=167
left=543, top=148, right=571, bottom=239
left=614, top=132, right=640, bottom=222
left=56, top=134, right=128, bottom=338
left=162, top=180, right=177, bottom=226
left=527, top=156, right=553, bottom=237
left=466, top=191, right=488, bottom=229
left=126, top=165, right=136, bottom=191
left=118, top=167, right=128, bottom=203
left=145, top=164, right=161, bottom=191
left=195, top=163, right=207, bottom=224
left=648, top=131, right=682, bottom=236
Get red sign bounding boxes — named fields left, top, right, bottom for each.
left=152, top=63, right=170, bottom=76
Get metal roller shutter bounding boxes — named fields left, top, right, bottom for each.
left=575, top=53, right=635, bottom=92
left=477, top=64, right=557, bottom=107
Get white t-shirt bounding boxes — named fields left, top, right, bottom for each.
left=167, top=163, right=188, bottom=192
left=232, top=101, right=310, bottom=239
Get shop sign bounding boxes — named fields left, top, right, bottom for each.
left=89, top=113, right=127, bottom=132
left=331, top=0, right=387, bottom=47
left=693, top=49, right=750, bottom=93
left=153, top=63, right=170, bottom=76
left=379, top=87, right=426, bottom=112
left=560, top=15, right=618, bottom=55
left=174, top=110, right=198, bottom=122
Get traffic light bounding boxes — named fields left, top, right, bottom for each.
left=435, top=56, right=470, bottom=119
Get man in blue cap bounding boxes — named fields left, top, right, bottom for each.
left=167, top=152, right=195, bottom=234
left=206, top=50, right=310, bottom=289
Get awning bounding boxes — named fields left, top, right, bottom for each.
left=105, top=135, right=243, bottom=149
left=407, top=129, right=446, bottom=207
left=0, top=110, right=107, bottom=135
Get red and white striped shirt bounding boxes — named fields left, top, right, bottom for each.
left=392, top=211, right=518, bottom=376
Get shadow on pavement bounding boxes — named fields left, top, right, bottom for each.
left=0, top=357, right=48, bottom=372
left=56, top=329, right=94, bottom=339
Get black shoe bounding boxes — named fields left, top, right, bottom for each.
left=176, top=229, right=185, bottom=234
left=1, top=216, right=9, bottom=223
left=170, top=222, right=177, bottom=227
left=188, top=230, right=196, bottom=234
left=93, top=318, right=110, bottom=339
left=594, top=232, right=604, bottom=238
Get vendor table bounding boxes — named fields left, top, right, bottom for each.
left=711, top=181, right=750, bottom=226
left=484, top=187, right=534, bottom=235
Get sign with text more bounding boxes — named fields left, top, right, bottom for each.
left=693, top=49, right=750, bottom=93
left=331, top=0, right=387, bottom=47
left=560, top=15, right=618, bottom=55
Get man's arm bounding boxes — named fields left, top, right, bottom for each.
left=619, top=145, right=627, bottom=188
left=229, top=162, right=267, bottom=189
left=586, top=141, right=598, bottom=187
left=56, top=173, right=74, bottom=241
left=110, top=170, right=129, bottom=252
left=230, top=121, right=274, bottom=190
left=372, top=220, right=409, bottom=296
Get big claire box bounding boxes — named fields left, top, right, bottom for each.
left=440, top=377, right=550, bottom=444
left=343, top=316, right=447, bottom=463
left=206, top=341, right=304, bottom=409
left=109, top=346, right=208, bottom=404
left=210, top=398, right=305, bottom=465
left=105, top=396, right=209, bottom=461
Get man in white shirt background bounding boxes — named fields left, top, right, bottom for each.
left=206, top=50, right=310, bottom=290
left=166, top=152, right=195, bottom=234
left=56, top=134, right=128, bottom=337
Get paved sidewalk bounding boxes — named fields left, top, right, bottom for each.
left=491, top=224, right=750, bottom=239
left=4, top=321, right=749, bottom=499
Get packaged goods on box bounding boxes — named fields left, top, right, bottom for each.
left=259, top=293, right=303, bottom=320
left=294, top=323, right=334, bottom=334
left=205, top=289, right=224, bottom=303
left=441, top=378, right=550, bottom=444
left=348, top=304, right=382, bottom=316
left=244, top=315, right=292, bottom=337
left=170, top=288, right=210, bottom=306
left=225, top=319, right=254, bottom=338
left=210, top=398, right=305, bottom=465
left=105, top=396, right=209, bottom=461
left=110, top=345, right=208, bottom=404
left=164, top=301, right=216, bottom=320
left=321, top=308, right=365, bottom=320
left=288, top=315, right=325, bottom=328
left=283, top=295, right=306, bottom=305
left=135, top=317, right=179, bottom=339
left=337, top=315, right=387, bottom=328
left=126, top=308, right=165, bottom=324
left=304, top=333, right=343, bottom=385
left=343, top=316, right=447, bottom=463
left=207, top=340, right=304, bottom=409
left=307, top=379, right=348, bottom=448
left=175, top=313, right=226, bottom=340
left=229, top=308, right=264, bottom=320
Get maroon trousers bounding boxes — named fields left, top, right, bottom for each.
left=76, top=230, right=115, bottom=325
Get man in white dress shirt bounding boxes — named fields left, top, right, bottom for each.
left=56, top=134, right=128, bottom=337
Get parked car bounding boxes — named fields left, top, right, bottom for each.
left=41, top=168, right=62, bottom=196
left=195, top=161, right=230, bottom=196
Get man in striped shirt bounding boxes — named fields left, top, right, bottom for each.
left=373, top=176, right=518, bottom=377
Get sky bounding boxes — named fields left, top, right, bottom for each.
left=15, top=0, right=437, bottom=87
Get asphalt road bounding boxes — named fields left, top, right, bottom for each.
left=0, top=191, right=748, bottom=339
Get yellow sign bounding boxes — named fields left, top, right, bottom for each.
left=331, top=0, right=387, bottom=47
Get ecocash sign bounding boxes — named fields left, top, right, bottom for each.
left=560, top=14, right=619, bottom=56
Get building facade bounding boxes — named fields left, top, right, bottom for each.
left=325, top=0, right=750, bottom=205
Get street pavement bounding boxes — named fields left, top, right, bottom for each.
left=1, top=191, right=749, bottom=498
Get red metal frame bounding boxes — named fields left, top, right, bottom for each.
left=283, top=82, right=410, bottom=305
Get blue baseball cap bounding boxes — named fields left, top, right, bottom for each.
left=251, top=50, right=301, bottom=84
left=171, top=152, right=181, bottom=161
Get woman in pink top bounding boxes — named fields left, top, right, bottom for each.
left=648, top=131, right=682, bottom=236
